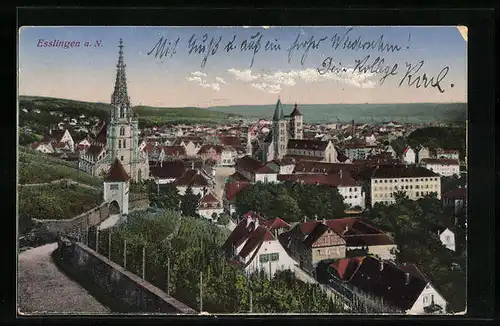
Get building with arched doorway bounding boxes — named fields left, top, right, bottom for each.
left=103, top=157, right=130, bottom=216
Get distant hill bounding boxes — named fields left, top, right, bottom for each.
left=207, top=102, right=468, bottom=124
left=18, top=96, right=240, bottom=128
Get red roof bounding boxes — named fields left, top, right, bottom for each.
left=163, top=146, right=186, bottom=156
left=236, top=155, right=275, bottom=174
left=330, top=256, right=365, bottom=280
left=225, top=182, right=251, bottom=201
left=219, top=136, right=243, bottom=148
left=175, top=169, right=209, bottom=187
left=143, top=143, right=155, bottom=154
left=104, top=158, right=131, bottom=182
left=238, top=225, right=275, bottom=259
left=277, top=172, right=358, bottom=187
left=262, top=217, right=291, bottom=230
left=222, top=213, right=267, bottom=252
left=199, top=192, right=220, bottom=204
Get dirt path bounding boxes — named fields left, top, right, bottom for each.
left=17, top=243, right=110, bottom=314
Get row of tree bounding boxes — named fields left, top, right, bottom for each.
left=364, top=192, right=466, bottom=312
left=90, top=209, right=345, bottom=313
left=234, top=181, right=346, bottom=222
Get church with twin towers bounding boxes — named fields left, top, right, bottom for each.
left=78, top=39, right=149, bottom=182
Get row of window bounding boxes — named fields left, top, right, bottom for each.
left=344, top=195, right=359, bottom=199
left=259, top=252, right=279, bottom=263
left=374, top=184, right=437, bottom=191
left=374, top=191, right=437, bottom=198
left=374, top=178, right=439, bottom=183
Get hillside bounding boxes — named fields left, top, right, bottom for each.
left=18, top=96, right=239, bottom=133
left=18, top=146, right=102, bottom=187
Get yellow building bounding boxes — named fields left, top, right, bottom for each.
left=370, top=166, right=441, bottom=205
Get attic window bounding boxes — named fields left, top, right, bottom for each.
left=110, top=184, right=119, bottom=190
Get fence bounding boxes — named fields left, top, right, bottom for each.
left=83, top=226, right=175, bottom=298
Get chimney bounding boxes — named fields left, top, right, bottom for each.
left=379, top=261, right=384, bottom=271
left=404, top=272, right=410, bottom=285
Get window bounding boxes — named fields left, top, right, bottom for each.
left=110, top=184, right=118, bottom=190
left=349, top=188, right=352, bottom=192
left=270, top=253, right=279, bottom=261
left=354, top=195, right=358, bottom=199
left=259, top=254, right=269, bottom=263
left=405, top=185, right=408, bottom=189
left=120, top=127, right=125, bottom=136
left=389, top=180, right=393, bottom=183
left=410, top=185, right=413, bottom=189
left=118, top=140, right=122, bottom=149
left=416, top=191, right=419, bottom=196
left=123, top=139, right=126, bottom=148
left=384, top=180, right=387, bottom=183
left=375, top=180, right=378, bottom=183
left=349, top=195, right=352, bottom=199
left=445, top=236, right=450, bottom=242
left=423, top=295, right=429, bottom=305
left=120, top=156, right=124, bottom=161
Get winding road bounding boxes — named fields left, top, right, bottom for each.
left=17, top=243, right=110, bottom=314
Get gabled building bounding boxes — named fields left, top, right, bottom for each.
left=197, top=191, right=223, bottom=221
left=281, top=218, right=396, bottom=272
left=175, top=169, right=211, bottom=196
left=324, top=256, right=448, bottom=314
left=234, top=155, right=277, bottom=183
left=42, top=128, right=75, bottom=153
left=30, top=141, right=54, bottom=154
left=402, top=147, right=417, bottom=165
left=370, top=166, right=441, bottom=206
left=149, top=160, right=186, bottom=184
left=420, top=158, right=460, bottom=177
left=286, top=139, right=337, bottom=163
left=222, top=212, right=296, bottom=278
left=223, top=181, right=251, bottom=215
left=442, top=186, right=467, bottom=215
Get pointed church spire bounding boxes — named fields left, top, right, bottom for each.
left=273, top=98, right=284, bottom=121
left=290, top=102, right=303, bottom=117
left=111, top=38, right=131, bottom=119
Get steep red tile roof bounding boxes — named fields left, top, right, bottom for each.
left=236, top=156, right=276, bottom=174
left=95, top=122, right=108, bottom=144
left=104, top=158, right=131, bottom=182
left=225, top=182, right=251, bottom=201
left=163, top=146, right=186, bottom=156
left=222, top=213, right=266, bottom=251
left=176, top=170, right=209, bottom=187
left=330, top=256, right=366, bottom=280
left=42, top=130, right=67, bottom=143
left=199, top=192, right=220, bottom=204
left=219, top=136, right=243, bottom=148
left=143, top=143, right=155, bottom=154
left=30, top=142, right=43, bottom=149
left=238, top=226, right=275, bottom=259
left=229, top=172, right=250, bottom=182
left=150, top=161, right=186, bottom=179
left=262, top=217, right=290, bottom=230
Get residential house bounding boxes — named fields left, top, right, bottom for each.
left=282, top=218, right=396, bottom=272
left=436, top=149, right=460, bottom=160
left=286, top=139, right=338, bottom=163
left=266, top=157, right=296, bottom=175
left=158, top=146, right=186, bottom=161
left=197, top=192, right=224, bottom=221
left=149, top=161, right=186, bottom=185
left=234, top=155, right=278, bottom=183
left=42, top=128, right=75, bottom=152
left=324, top=256, right=448, bottom=314
left=223, top=181, right=251, bottom=215
left=431, top=225, right=456, bottom=251
left=420, top=158, right=460, bottom=177
left=417, top=146, right=431, bottom=163
left=175, top=169, right=211, bottom=196
left=385, top=145, right=397, bottom=159
left=175, top=137, right=203, bottom=156
left=220, top=146, right=238, bottom=167
left=78, top=144, right=108, bottom=176
left=442, top=186, right=467, bottom=215
left=30, top=142, right=54, bottom=154
left=343, top=143, right=379, bottom=161
left=222, top=212, right=297, bottom=278
left=197, top=144, right=224, bottom=164
left=402, top=147, right=416, bottom=165
left=219, top=136, right=245, bottom=153
left=370, top=166, right=441, bottom=206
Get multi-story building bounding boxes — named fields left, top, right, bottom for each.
left=370, top=166, right=441, bottom=205
left=420, top=158, right=460, bottom=177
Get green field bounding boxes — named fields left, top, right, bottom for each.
left=19, top=95, right=239, bottom=127
left=18, top=146, right=102, bottom=187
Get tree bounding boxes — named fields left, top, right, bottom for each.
left=217, top=213, right=230, bottom=226
left=151, top=183, right=182, bottom=210
left=180, top=186, right=201, bottom=217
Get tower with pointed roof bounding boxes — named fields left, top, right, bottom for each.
left=272, top=98, right=288, bottom=160
left=105, top=39, right=149, bottom=182
left=289, top=103, right=303, bottom=139
left=103, top=157, right=130, bottom=215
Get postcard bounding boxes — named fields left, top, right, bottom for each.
left=17, top=25, right=467, bottom=316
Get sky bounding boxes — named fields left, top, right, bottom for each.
left=18, top=26, right=467, bottom=107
